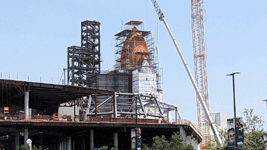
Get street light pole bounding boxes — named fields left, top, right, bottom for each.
left=263, top=100, right=267, bottom=113
left=227, top=72, right=240, bottom=148
left=136, top=96, right=138, bottom=150
left=26, top=139, right=32, bottom=150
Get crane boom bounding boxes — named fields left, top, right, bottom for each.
left=151, top=0, right=164, bottom=21
left=150, top=0, right=223, bottom=146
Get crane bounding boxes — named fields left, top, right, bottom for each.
left=150, top=0, right=223, bottom=146
left=191, top=0, right=210, bottom=148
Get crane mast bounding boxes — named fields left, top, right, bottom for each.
left=191, top=0, right=210, bottom=149
left=150, top=0, right=223, bottom=146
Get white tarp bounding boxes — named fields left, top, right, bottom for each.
left=132, top=59, right=170, bottom=120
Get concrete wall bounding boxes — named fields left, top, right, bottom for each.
left=210, top=112, right=230, bottom=144
left=58, top=105, right=79, bottom=121
left=211, top=112, right=230, bottom=130
left=180, top=127, right=200, bottom=150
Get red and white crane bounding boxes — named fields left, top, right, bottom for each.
left=191, top=0, right=210, bottom=148
left=150, top=0, right=223, bottom=146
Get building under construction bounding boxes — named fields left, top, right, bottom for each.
left=0, top=20, right=202, bottom=150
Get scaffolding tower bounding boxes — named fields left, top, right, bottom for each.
left=114, top=21, right=162, bottom=89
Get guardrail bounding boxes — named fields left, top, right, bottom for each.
left=0, top=72, right=62, bottom=85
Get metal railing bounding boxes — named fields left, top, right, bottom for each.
left=0, top=72, right=62, bottom=85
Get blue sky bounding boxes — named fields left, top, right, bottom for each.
left=1, top=1, right=267, bottom=130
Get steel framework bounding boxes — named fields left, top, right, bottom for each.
left=80, top=92, right=181, bottom=123
left=67, top=20, right=101, bottom=87
left=68, top=46, right=93, bottom=86
left=191, top=0, right=210, bottom=148
left=81, top=20, right=101, bottom=75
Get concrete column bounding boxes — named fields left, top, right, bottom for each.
left=75, top=104, right=79, bottom=122
left=39, top=132, right=43, bottom=149
left=90, top=129, right=94, bottom=149
left=72, top=140, right=75, bottom=150
left=67, top=136, right=71, bottom=150
left=185, top=136, right=191, bottom=145
left=15, top=131, right=20, bottom=148
left=180, top=127, right=186, bottom=144
left=58, top=142, right=61, bottom=150
left=24, top=91, right=29, bottom=120
left=81, top=137, right=85, bottom=150
left=29, top=108, right=32, bottom=120
left=114, top=132, right=118, bottom=150
left=24, top=128, right=29, bottom=146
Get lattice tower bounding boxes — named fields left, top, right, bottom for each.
left=67, top=21, right=100, bottom=87
left=191, top=0, right=210, bottom=149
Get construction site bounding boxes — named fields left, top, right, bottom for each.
left=0, top=1, right=228, bottom=150
left=0, top=20, right=202, bottom=150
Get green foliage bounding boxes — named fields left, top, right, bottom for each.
left=142, top=132, right=194, bottom=150
left=169, top=132, right=187, bottom=150
left=184, top=144, right=194, bottom=150
left=207, top=129, right=228, bottom=150
left=16, top=145, right=27, bottom=150
left=100, top=145, right=108, bottom=150
left=242, top=109, right=265, bottom=150
left=207, top=109, right=265, bottom=150
left=15, top=145, right=47, bottom=150
left=142, top=144, right=151, bottom=150
left=152, top=135, right=170, bottom=150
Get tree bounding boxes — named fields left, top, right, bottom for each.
left=152, top=135, right=170, bottom=150
left=242, top=109, right=265, bottom=150
left=142, top=132, right=194, bottom=150
left=169, top=132, right=189, bottom=150
left=207, top=109, right=265, bottom=150
left=207, top=129, right=228, bottom=150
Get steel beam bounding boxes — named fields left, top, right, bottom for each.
left=167, top=111, right=169, bottom=123
left=153, top=97, right=163, bottom=116
left=87, top=112, right=113, bottom=116
left=138, top=95, right=147, bottom=118
left=114, top=92, right=117, bottom=118
left=115, top=92, right=138, bottom=96
left=95, top=94, right=97, bottom=117
left=87, top=95, right=92, bottom=114
left=91, top=95, right=113, bottom=112
left=175, top=107, right=178, bottom=123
